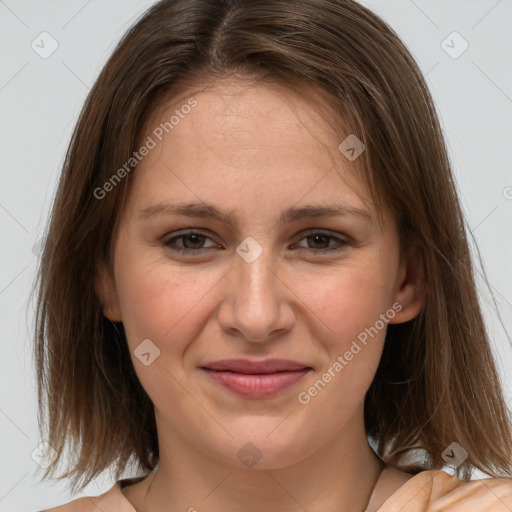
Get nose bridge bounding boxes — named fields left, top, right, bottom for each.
left=218, top=238, right=294, bottom=341
left=235, top=242, right=279, bottom=313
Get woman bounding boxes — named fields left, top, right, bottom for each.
left=34, top=0, right=512, bottom=510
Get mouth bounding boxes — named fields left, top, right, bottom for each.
left=200, top=359, right=313, bottom=398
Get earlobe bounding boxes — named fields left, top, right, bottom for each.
left=94, top=262, right=122, bottom=322
left=389, top=247, right=425, bottom=324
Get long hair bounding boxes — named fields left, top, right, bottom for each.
left=33, top=0, right=512, bottom=493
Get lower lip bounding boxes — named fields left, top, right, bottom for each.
left=202, top=368, right=311, bottom=398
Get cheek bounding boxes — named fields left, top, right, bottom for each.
left=297, top=259, right=395, bottom=344
left=114, top=258, right=228, bottom=405
left=294, top=262, right=393, bottom=398
left=114, top=254, right=224, bottom=352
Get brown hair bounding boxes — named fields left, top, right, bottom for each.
left=33, top=0, right=512, bottom=492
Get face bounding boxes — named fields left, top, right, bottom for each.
left=97, top=79, right=422, bottom=470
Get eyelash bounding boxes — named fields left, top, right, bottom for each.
left=162, top=230, right=350, bottom=256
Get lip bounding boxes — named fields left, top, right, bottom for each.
left=202, top=358, right=310, bottom=373
left=201, top=359, right=312, bottom=398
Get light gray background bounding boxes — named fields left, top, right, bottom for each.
left=1, top=0, right=511, bottom=510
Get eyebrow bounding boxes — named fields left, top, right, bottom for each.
left=138, top=201, right=372, bottom=225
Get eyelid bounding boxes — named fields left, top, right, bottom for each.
left=162, top=229, right=221, bottom=251
left=291, top=229, right=350, bottom=252
left=162, top=228, right=350, bottom=255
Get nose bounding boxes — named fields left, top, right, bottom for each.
left=216, top=245, right=296, bottom=343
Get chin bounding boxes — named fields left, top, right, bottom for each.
left=208, top=419, right=324, bottom=471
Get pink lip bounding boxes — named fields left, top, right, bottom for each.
left=202, top=358, right=310, bottom=373
left=201, top=359, right=312, bottom=398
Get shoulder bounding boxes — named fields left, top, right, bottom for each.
left=38, top=481, right=135, bottom=512
left=379, top=469, right=512, bottom=511
left=429, top=471, right=512, bottom=511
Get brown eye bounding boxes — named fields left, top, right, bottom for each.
left=163, top=231, right=218, bottom=254
left=294, top=231, right=349, bottom=253
left=181, top=233, right=206, bottom=249
left=306, top=234, right=331, bottom=249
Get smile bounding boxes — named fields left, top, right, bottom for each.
left=200, top=358, right=313, bottom=398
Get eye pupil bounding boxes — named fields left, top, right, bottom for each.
left=308, top=234, right=329, bottom=249
left=183, top=234, right=205, bottom=249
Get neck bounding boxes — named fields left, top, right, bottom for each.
left=129, top=404, right=385, bottom=512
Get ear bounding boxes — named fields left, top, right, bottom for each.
left=94, top=261, right=122, bottom=322
left=388, top=245, right=425, bottom=324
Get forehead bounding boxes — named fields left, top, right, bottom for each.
left=152, top=78, right=343, bottom=133
left=148, top=80, right=343, bottom=161
left=124, top=79, right=380, bottom=226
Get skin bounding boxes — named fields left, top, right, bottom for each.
left=96, top=79, right=424, bottom=512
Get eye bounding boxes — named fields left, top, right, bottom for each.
left=162, top=229, right=349, bottom=257
left=293, top=231, right=349, bottom=253
left=163, top=231, right=219, bottom=254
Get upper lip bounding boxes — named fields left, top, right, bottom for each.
left=201, top=359, right=311, bottom=374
